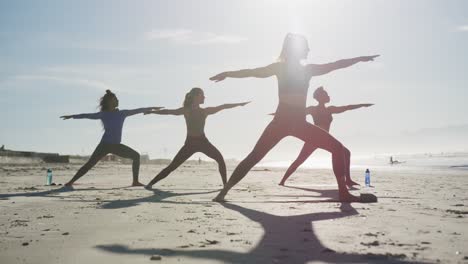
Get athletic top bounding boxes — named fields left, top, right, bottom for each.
left=309, top=106, right=333, bottom=132
left=184, top=108, right=207, bottom=137
left=73, top=108, right=151, bottom=144
left=273, top=63, right=311, bottom=123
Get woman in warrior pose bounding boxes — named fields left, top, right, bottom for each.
left=61, top=90, right=162, bottom=187
left=145, top=87, right=249, bottom=188
left=210, top=33, right=378, bottom=202
left=278, top=86, right=373, bottom=186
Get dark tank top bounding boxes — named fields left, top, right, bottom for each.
left=184, top=108, right=207, bottom=137
left=311, top=106, right=333, bottom=132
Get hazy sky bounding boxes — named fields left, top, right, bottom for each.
left=1, top=0, right=467, bottom=160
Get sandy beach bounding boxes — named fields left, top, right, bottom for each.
left=0, top=162, right=467, bottom=264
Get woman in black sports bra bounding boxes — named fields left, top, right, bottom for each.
left=278, top=86, right=373, bottom=186
left=144, top=87, right=249, bottom=188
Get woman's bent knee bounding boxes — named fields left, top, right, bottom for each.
left=344, top=147, right=350, bottom=156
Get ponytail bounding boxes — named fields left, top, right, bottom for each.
left=183, top=87, right=203, bottom=109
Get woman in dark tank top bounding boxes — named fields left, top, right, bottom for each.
left=279, top=86, right=373, bottom=186
left=144, top=87, right=249, bottom=188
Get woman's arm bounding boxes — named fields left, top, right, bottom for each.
left=209, top=63, right=279, bottom=82
left=122, top=107, right=164, bottom=117
left=60, top=112, right=102, bottom=120
left=307, top=55, right=379, bottom=77
left=329, top=104, right=374, bottom=114
left=144, top=107, right=185, bottom=116
left=205, top=102, right=250, bottom=115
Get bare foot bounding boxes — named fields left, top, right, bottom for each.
left=212, top=194, right=226, bottom=203
left=64, top=182, right=74, bottom=187
left=278, top=182, right=285, bottom=186
left=346, top=180, right=360, bottom=187
left=131, top=182, right=145, bottom=187
left=144, top=185, right=153, bottom=190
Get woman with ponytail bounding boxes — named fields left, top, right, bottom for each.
left=60, top=90, right=162, bottom=187
left=144, top=87, right=249, bottom=188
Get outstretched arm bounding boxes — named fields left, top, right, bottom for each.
left=329, top=104, right=374, bottom=114
left=60, top=112, right=102, bottom=120
left=307, top=55, right=379, bottom=77
left=209, top=63, right=279, bottom=82
left=122, top=107, right=164, bottom=117
left=145, top=107, right=185, bottom=116
left=205, top=102, right=250, bottom=115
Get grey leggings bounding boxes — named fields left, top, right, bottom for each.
left=68, top=143, right=140, bottom=184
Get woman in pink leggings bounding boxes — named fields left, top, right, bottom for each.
left=210, top=33, right=378, bottom=202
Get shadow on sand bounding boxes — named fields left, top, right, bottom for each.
left=97, top=188, right=220, bottom=209
left=0, top=186, right=122, bottom=199
left=96, top=192, right=427, bottom=263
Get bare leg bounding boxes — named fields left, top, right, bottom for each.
left=146, top=144, right=194, bottom=188
left=65, top=144, right=108, bottom=186
left=200, top=141, right=227, bottom=186
left=279, top=143, right=317, bottom=186
left=111, top=144, right=141, bottom=186
left=213, top=121, right=285, bottom=202
left=294, top=124, right=359, bottom=202
left=343, top=147, right=359, bottom=187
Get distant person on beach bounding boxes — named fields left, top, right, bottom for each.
left=278, top=86, right=373, bottom=186
left=390, top=156, right=404, bottom=165
left=144, top=87, right=249, bottom=188
left=61, top=90, right=162, bottom=187
left=210, top=33, right=378, bottom=202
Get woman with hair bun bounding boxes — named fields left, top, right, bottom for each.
left=144, top=87, right=249, bottom=188
left=61, top=90, right=162, bottom=187
left=278, top=86, right=374, bottom=186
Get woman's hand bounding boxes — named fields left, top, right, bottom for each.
left=60, top=115, right=73, bottom=120
left=209, top=72, right=227, bottom=82
left=360, top=55, right=380, bottom=62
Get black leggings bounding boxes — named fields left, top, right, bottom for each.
left=148, top=136, right=227, bottom=186
left=68, top=143, right=140, bottom=184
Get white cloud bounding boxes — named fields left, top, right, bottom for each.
left=456, top=25, right=468, bottom=31
left=145, top=29, right=247, bottom=45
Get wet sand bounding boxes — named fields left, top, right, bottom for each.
left=0, top=162, right=467, bottom=263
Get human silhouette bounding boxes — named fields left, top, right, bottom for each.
left=210, top=33, right=379, bottom=202
left=145, top=87, right=249, bottom=188
left=61, top=90, right=162, bottom=187
left=389, top=156, right=405, bottom=165
left=278, top=86, right=373, bottom=186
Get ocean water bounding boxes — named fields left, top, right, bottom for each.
left=258, top=152, right=468, bottom=172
